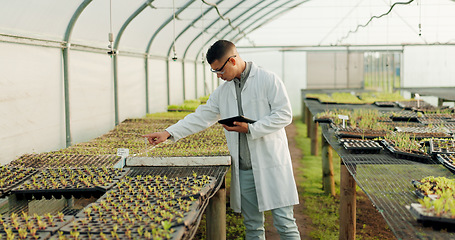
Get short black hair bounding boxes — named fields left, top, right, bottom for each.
left=206, top=40, right=235, bottom=64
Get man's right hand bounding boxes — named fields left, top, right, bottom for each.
left=142, top=131, right=171, bottom=145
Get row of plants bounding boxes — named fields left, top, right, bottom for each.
left=11, top=167, right=128, bottom=191
left=8, top=154, right=123, bottom=169
left=0, top=211, right=71, bottom=240
left=0, top=167, right=36, bottom=195
left=167, top=95, right=210, bottom=112
left=314, top=108, right=454, bottom=156
left=44, top=115, right=228, bottom=158
left=306, top=91, right=405, bottom=104
left=305, top=92, right=364, bottom=104
left=0, top=167, right=128, bottom=201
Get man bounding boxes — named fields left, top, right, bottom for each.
left=143, top=40, right=300, bottom=239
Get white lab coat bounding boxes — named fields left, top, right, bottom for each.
left=166, top=62, right=299, bottom=212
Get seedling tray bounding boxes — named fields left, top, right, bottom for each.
left=396, top=100, right=432, bottom=110
left=381, top=140, right=433, bottom=163
left=0, top=216, right=74, bottom=234
left=390, top=111, right=420, bottom=122
left=335, top=128, right=388, bottom=139
left=395, top=126, right=452, bottom=139
left=411, top=180, right=439, bottom=200
left=51, top=225, right=185, bottom=240
left=374, top=101, right=396, bottom=107
left=429, top=139, right=455, bottom=155
left=340, top=139, right=383, bottom=154
left=9, top=168, right=130, bottom=200
left=408, top=203, right=455, bottom=226
left=0, top=167, right=38, bottom=196
left=11, top=187, right=107, bottom=200
left=313, top=116, right=332, bottom=124
left=0, top=231, right=50, bottom=240
left=436, top=154, right=455, bottom=173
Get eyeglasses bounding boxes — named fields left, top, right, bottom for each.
left=210, top=55, right=236, bottom=74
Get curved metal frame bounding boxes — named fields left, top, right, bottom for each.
left=182, top=0, right=248, bottom=97
left=232, top=0, right=309, bottom=43
left=112, top=0, right=154, bottom=125
left=167, top=0, right=224, bottom=100
left=194, top=0, right=281, bottom=61
left=144, top=0, right=195, bottom=105
left=63, top=0, right=93, bottom=147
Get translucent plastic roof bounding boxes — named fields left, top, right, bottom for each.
left=237, top=0, right=455, bottom=48
left=1, top=0, right=454, bottom=59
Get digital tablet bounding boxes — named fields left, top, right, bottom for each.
left=218, top=115, right=256, bottom=127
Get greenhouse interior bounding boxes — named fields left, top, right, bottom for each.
left=1, top=0, right=455, bottom=239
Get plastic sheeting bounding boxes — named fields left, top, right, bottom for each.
left=402, top=45, right=455, bottom=87
left=0, top=44, right=65, bottom=163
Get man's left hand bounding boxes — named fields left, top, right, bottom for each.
left=222, top=121, right=249, bottom=133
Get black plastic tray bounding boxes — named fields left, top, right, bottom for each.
left=341, top=140, right=383, bottom=154
left=381, top=140, right=433, bottom=163
left=408, top=203, right=455, bottom=226
left=218, top=115, right=256, bottom=127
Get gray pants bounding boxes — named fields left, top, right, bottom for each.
left=239, top=169, right=301, bottom=240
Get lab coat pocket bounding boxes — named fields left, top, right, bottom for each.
left=253, top=133, right=286, bottom=169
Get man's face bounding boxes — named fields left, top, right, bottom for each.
left=210, top=55, right=236, bottom=81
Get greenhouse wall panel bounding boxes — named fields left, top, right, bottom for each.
left=169, top=61, right=184, bottom=105
left=240, top=50, right=306, bottom=117
left=118, top=55, right=146, bottom=122
left=283, top=51, right=307, bottom=117
left=203, top=64, right=213, bottom=95
left=196, top=63, right=205, bottom=98
left=0, top=43, right=64, bottom=164
left=334, top=52, right=348, bottom=87
left=403, top=46, right=455, bottom=87
left=69, top=51, right=114, bottom=145
left=147, top=59, right=167, bottom=113
left=241, top=51, right=283, bottom=81
left=184, top=61, right=197, bottom=101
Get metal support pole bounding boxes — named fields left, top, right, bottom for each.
left=206, top=178, right=226, bottom=240
left=385, top=53, right=389, bottom=92
left=182, top=61, right=186, bottom=100
left=378, top=53, right=381, bottom=91
left=166, top=59, right=170, bottom=105
left=62, top=0, right=92, bottom=147
left=145, top=56, right=149, bottom=114
left=346, top=48, right=350, bottom=89
left=113, top=56, right=119, bottom=125
left=340, top=163, right=356, bottom=240
left=391, top=53, right=395, bottom=91
left=195, top=61, right=198, bottom=98
left=322, top=134, right=335, bottom=197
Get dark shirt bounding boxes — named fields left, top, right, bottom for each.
left=233, top=61, right=252, bottom=170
